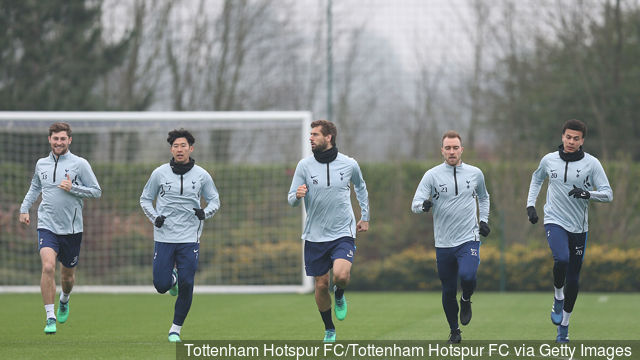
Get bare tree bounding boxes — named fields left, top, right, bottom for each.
left=406, top=45, right=445, bottom=159
left=449, top=0, right=494, bottom=150
left=100, top=0, right=172, bottom=110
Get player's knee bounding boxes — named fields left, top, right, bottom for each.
left=333, top=272, right=350, bottom=287
left=179, top=276, right=194, bottom=290
left=459, top=271, right=477, bottom=283
left=315, top=280, right=330, bottom=294
left=441, top=284, right=457, bottom=298
left=153, top=279, right=171, bottom=293
left=554, top=257, right=570, bottom=266
left=41, top=262, right=55, bottom=276
left=565, top=278, right=579, bottom=289
left=61, top=273, right=74, bottom=284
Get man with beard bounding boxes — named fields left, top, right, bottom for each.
left=19, top=122, right=102, bottom=334
left=140, top=128, right=220, bottom=342
left=288, top=120, right=370, bottom=342
left=411, top=130, right=490, bottom=344
left=526, top=119, right=612, bottom=343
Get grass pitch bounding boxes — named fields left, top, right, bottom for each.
left=1, top=292, right=637, bottom=359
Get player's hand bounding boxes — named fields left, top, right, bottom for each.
left=479, top=221, right=490, bottom=237
left=154, top=215, right=166, bottom=228
left=193, top=208, right=205, bottom=220
left=296, top=184, right=308, bottom=199
left=568, top=185, right=590, bottom=199
left=422, top=199, right=432, bottom=213
left=58, top=174, right=72, bottom=192
left=19, top=213, right=30, bottom=225
left=527, top=206, right=538, bottom=224
left=357, top=220, right=369, bottom=232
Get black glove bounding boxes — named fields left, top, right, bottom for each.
left=527, top=206, right=538, bottom=224
left=568, top=185, right=590, bottom=199
left=479, top=221, right=490, bottom=237
left=194, top=208, right=205, bottom=220
left=422, top=199, right=433, bottom=213
left=154, top=215, right=166, bottom=228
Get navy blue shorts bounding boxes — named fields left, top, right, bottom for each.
left=153, top=241, right=200, bottom=293
left=435, top=241, right=481, bottom=284
left=545, top=223, right=587, bottom=264
left=304, top=237, right=355, bottom=277
left=37, top=228, right=82, bottom=268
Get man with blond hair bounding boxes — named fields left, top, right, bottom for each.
left=412, top=130, right=490, bottom=343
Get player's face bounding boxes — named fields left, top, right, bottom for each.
left=561, top=129, right=584, bottom=153
left=310, top=126, right=331, bottom=152
left=48, top=131, right=72, bottom=156
left=171, top=137, right=194, bottom=164
left=441, top=137, right=463, bottom=166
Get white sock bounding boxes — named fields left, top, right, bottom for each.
left=554, top=286, right=564, bottom=300
left=60, top=292, right=70, bottom=304
left=561, top=310, right=571, bottom=326
left=169, top=323, right=182, bottom=335
left=45, top=304, right=55, bottom=319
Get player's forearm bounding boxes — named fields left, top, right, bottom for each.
left=354, top=185, right=369, bottom=221
left=359, top=200, right=370, bottom=222
left=203, top=198, right=220, bottom=219
left=20, top=188, right=41, bottom=213
left=526, top=180, right=544, bottom=207
left=589, top=187, right=613, bottom=203
left=287, top=192, right=301, bottom=207
left=478, top=196, right=490, bottom=223
left=69, top=184, right=102, bottom=198
left=140, top=199, right=158, bottom=222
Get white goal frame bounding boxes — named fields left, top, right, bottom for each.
left=0, top=111, right=314, bottom=294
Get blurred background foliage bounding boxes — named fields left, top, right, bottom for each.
left=1, top=0, right=638, bottom=290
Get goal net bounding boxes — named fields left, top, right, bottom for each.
left=0, top=111, right=313, bottom=293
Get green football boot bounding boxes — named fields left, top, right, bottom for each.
left=169, top=268, right=178, bottom=296
left=168, top=332, right=181, bottom=342
left=57, top=301, right=69, bottom=323
left=334, top=295, right=347, bottom=321
left=323, top=329, right=336, bottom=343
left=44, top=318, right=56, bottom=334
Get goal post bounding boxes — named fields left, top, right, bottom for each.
left=0, top=111, right=313, bottom=294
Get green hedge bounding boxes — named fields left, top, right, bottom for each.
left=352, top=244, right=640, bottom=291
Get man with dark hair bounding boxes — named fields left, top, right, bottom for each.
left=19, top=122, right=102, bottom=334
left=411, top=130, right=490, bottom=344
left=527, top=119, right=612, bottom=343
left=140, top=128, right=220, bottom=342
left=288, top=119, right=369, bottom=342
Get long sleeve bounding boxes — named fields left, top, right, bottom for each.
left=527, top=158, right=547, bottom=207
left=202, top=172, right=220, bottom=219
left=69, top=159, right=102, bottom=199
left=140, top=170, right=160, bottom=223
left=287, top=161, right=305, bottom=207
left=20, top=170, right=42, bottom=213
left=411, top=172, right=432, bottom=213
left=350, top=161, right=369, bottom=222
left=476, top=172, right=490, bottom=223
left=588, top=159, right=613, bottom=203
